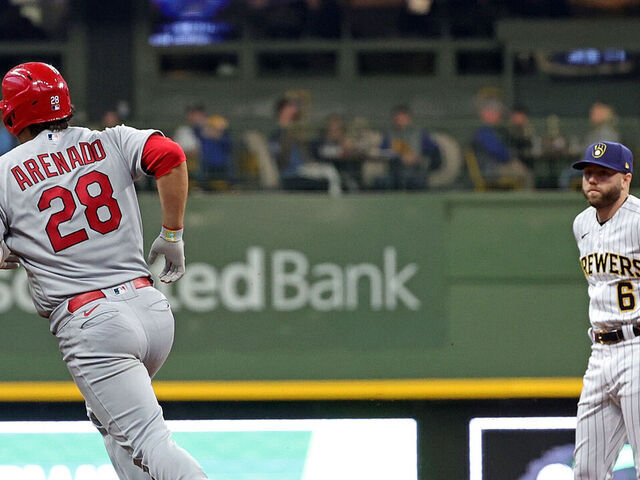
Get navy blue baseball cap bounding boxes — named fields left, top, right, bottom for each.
left=572, top=141, right=633, bottom=174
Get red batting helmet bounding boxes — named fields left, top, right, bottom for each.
left=0, top=62, right=72, bottom=136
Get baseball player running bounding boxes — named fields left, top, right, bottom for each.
left=572, top=141, right=640, bottom=479
left=0, top=62, right=208, bottom=479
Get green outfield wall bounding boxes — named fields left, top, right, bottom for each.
left=0, top=192, right=590, bottom=391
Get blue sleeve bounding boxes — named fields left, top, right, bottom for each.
left=268, top=130, right=281, bottom=157
left=422, top=131, right=442, bottom=171
left=193, top=126, right=204, bottom=141
left=380, top=134, right=391, bottom=150
left=222, top=131, right=234, bottom=173
left=474, top=127, right=509, bottom=163
left=222, top=130, right=233, bottom=155
left=421, top=132, right=440, bottom=155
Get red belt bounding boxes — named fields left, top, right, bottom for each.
left=67, top=277, right=153, bottom=313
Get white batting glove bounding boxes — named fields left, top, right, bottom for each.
left=0, top=241, right=19, bottom=270
left=147, top=226, right=185, bottom=283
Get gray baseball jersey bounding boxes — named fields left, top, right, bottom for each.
left=573, top=194, right=640, bottom=478
left=0, top=125, right=208, bottom=479
left=0, top=125, right=154, bottom=323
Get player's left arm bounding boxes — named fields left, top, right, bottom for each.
left=142, top=134, right=188, bottom=283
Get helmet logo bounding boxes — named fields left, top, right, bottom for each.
left=50, top=95, right=60, bottom=111
left=593, top=143, right=607, bottom=158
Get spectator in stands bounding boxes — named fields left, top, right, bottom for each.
left=90, top=109, right=121, bottom=131
left=312, top=114, right=349, bottom=163
left=472, top=98, right=535, bottom=189
left=311, top=114, right=360, bottom=191
left=269, top=98, right=307, bottom=177
left=584, top=101, right=620, bottom=146
left=508, top=105, right=546, bottom=186
left=101, top=110, right=121, bottom=129
left=195, top=114, right=234, bottom=190
left=269, top=97, right=341, bottom=195
left=540, top=114, right=571, bottom=158
left=558, top=101, right=621, bottom=189
left=508, top=105, right=539, bottom=166
left=344, top=116, right=385, bottom=189
left=376, top=104, right=442, bottom=190
left=346, top=116, right=383, bottom=158
left=173, top=104, right=207, bottom=175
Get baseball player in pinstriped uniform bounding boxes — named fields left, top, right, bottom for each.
left=572, top=141, right=640, bottom=479
left=0, top=63, right=208, bottom=479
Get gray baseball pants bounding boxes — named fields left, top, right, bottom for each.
left=50, top=279, right=207, bottom=480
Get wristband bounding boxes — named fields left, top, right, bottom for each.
left=161, top=225, right=184, bottom=242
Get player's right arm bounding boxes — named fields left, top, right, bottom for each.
left=156, top=161, right=187, bottom=232
left=142, top=134, right=188, bottom=283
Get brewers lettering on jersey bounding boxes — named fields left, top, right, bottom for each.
left=0, top=63, right=208, bottom=478
left=571, top=141, right=640, bottom=479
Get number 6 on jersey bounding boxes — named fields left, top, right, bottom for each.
left=617, top=281, right=636, bottom=312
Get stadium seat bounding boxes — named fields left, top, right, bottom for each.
left=243, top=130, right=280, bottom=190
left=464, top=147, right=521, bottom=191
left=428, top=132, right=464, bottom=189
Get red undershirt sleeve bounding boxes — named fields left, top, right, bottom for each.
left=141, top=134, right=187, bottom=179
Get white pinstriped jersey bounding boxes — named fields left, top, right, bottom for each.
left=573, top=194, right=640, bottom=331
left=0, top=125, right=158, bottom=316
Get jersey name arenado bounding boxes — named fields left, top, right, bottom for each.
left=0, top=125, right=157, bottom=316
left=574, top=194, right=640, bottom=331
